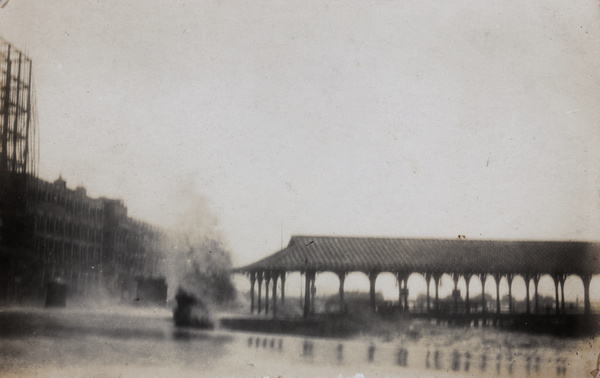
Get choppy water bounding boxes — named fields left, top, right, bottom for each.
left=0, top=307, right=598, bottom=377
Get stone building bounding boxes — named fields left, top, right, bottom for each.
left=0, top=174, right=170, bottom=304
left=29, top=176, right=104, bottom=297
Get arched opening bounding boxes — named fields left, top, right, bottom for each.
left=375, top=272, right=398, bottom=301
left=343, top=271, right=372, bottom=313
left=496, top=275, right=514, bottom=313
left=314, top=271, right=343, bottom=314
left=512, top=275, right=533, bottom=313
left=281, top=272, right=304, bottom=316
left=537, top=274, right=556, bottom=315
left=590, top=275, right=600, bottom=313
left=510, top=275, right=527, bottom=313
left=480, top=274, right=494, bottom=313
left=467, top=275, right=483, bottom=313
left=407, top=273, right=427, bottom=313
left=344, top=271, right=371, bottom=292
left=487, top=275, right=501, bottom=314
left=437, top=273, right=454, bottom=313
left=439, top=273, right=454, bottom=299
left=375, top=272, right=399, bottom=314
left=563, top=275, right=584, bottom=314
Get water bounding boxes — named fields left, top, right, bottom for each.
left=0, top=307, right=598, bottom=377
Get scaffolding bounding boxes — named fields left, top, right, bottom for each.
left=0, top=38, right=38, bottom=181
left=0, top=38, right=39, bottom=253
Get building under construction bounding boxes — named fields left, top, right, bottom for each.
left=0, top=39, right=170, bottom=306
left=0, top=38, right=38, bottom=249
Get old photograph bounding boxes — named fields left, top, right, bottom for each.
left=1, top=0, right=600, bottom=377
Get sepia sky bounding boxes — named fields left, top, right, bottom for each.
left=1, top=0, right=599, bottom=274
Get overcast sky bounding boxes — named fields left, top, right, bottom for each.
left=1, top=0, right=599, bottom=269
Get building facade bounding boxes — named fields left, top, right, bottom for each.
left=1, top=175, right=171, bottom=304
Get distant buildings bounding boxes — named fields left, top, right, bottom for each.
left=0, top=38, right=170, bottom=305
left=1, top=174, right=171, bottom=304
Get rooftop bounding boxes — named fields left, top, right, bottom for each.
left=235, top=235, right=600, bottom=276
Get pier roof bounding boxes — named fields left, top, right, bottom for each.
left=235, top=235, right=600, bottom=276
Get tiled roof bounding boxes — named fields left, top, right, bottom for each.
left=235, top=236, right=600, bottom=275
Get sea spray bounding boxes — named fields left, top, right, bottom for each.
left=164, top=193, right=237, bottom=325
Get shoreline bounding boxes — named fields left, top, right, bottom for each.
left=1, top=306, right=598, bottom=377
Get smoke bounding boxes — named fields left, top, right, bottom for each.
left=165, top=194, right=236, bottom=306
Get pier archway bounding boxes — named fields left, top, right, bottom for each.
left=591, top=276, right=600, bottom=303
left=438, top=273, right=454, bottom=299
left=313, top=272, right=341, bottom=313
left=563, top=275, right=584, bottom=313
left=534, top=274, right=556, bottom=313
left=407, top=273, right=427, bottom=300
left=313, top=271, right=339, bottom=297
left=340, top=272, right=373, bottom=312
left=375, top=272, right=398, bottom=301
left=344, top=271, right=371, bottom=293
left=466, top=275, right=484, bottom=313
left=538, top=274, right=555, bottom=297
left=511, top=275, right=527, bottom=306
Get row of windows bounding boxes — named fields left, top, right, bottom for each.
left=30, top=185, right=103, bottom=221
left=25, top=178, right=169, bottom=279
left=36, top=242, right=159, bottom=275
left=36, top=237, right=101, bottom=256
left=35, top=215, right=102, bottom=243
left=36, top=234, right=164, bottom=270
left=36, top=234, right=101, bottom=250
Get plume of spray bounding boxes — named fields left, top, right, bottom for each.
left=165, top=193, right=236, bottom=310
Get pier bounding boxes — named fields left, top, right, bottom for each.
left=234, top=236, right=600, bottom=332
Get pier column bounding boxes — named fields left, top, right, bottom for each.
left=280, top=272, right=286, bottom=305
left=250, top=272, right=256, bottom=314
left=303, top=272, right=310, bottom=319
left=558, top=274, right=566, bottom=312
left=532, top=274, right=540, bottom=314
left=396, top=272, right=408, bottom=313
left=398, top=276, right=403, bottom=312
left=506, top=274, right=514, bottom=314
left=402, top=275, right=410, bottom=313
left=265, top=273, right=271, bottom=313
left=404, top=283, right=409, bottom=312
left=493, top=274, right=501, bottom=315
left=464, top=274, right=472, bottom=315
left=272, top=274, right=278, bottom=319
left=452, top=273, right=460, bottom=313
left=433, top=273, right=441, bottom=311
left=368, top=271, right=379, bottom=312
left=524, top=274, right=531, bottom=314
left=479, top=274, right=487, bottom=313
left=303, top=271, right=315, bottom=319
left=552, top=274, right=559, bottom=315
left=337, top=272, right=346, bottom=314
left=257, top=272, right=263, bottom=314
left=310, top=275, right=316, bottom=315
left=582, top=274, right=592, bottom=315
left=425, top=273, right=432, bottom=313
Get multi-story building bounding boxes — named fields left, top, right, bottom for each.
left=100, top=196, right=168, bottom=299
left=1, top=174, right=170, bottom=304
left=29, top=176, right=105, bottom=297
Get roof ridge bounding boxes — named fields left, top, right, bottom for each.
left=289, top=235, right=600, bottom=243
left=234, top=237, right=600, bottom=274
